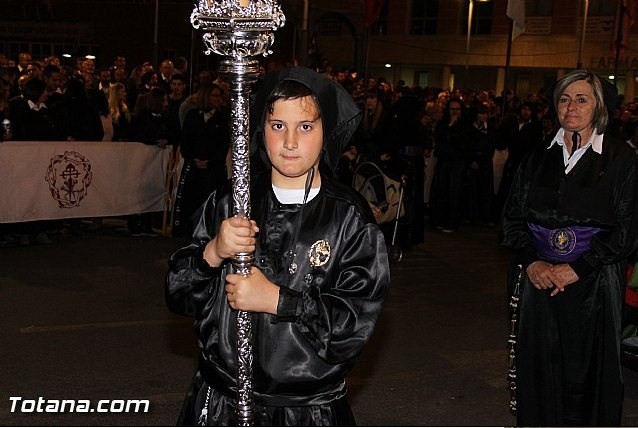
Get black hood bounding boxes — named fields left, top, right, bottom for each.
left=250, top=67, right=361, bottom=173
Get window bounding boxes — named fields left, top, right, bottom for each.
left=527, top=0, right=552, bottom=16
left=462, top=1, right=493, bottom=36
left=414, top=71, right=429, bottom=87
left=589, top=0, right=616, bottom=16
left=410, top=0, right=439, bottom=35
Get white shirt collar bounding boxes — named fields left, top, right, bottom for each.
left=548, top=127, right=603, bottom=173
left=27, top=100, right=47, bottom=111
left=548, top=127, right=603, bottom=154
left=272, top=184, right=320, bottom=204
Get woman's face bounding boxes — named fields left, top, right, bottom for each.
left=265, top=95, right=323, bottom=189
left=557, top=80, right=596, bottom=133
left=118, top=87, right=127, bottom=101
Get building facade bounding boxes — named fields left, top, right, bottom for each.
left=1, top=0, right=637, bottom=100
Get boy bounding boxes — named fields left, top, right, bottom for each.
left=166, top=67, right=389, bottom=425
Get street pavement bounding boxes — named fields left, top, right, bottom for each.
left=3, top=219, right=638, bottom=426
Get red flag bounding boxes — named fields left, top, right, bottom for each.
left=365, top=0, right=386, bottom=28
left=612, top=0, right=637, bottom=58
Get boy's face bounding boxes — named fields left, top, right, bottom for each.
left=265, top=95, right=323, bottom=189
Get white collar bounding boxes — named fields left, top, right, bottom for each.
left=548, top=127, right=603, bottom=154
left=27, top=100, right=47, bottom=111
left=272, top=184, right=320, bottom=204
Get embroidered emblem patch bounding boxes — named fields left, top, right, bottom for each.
left=308, top=239, right=331, bottom=268
left=45, top=151, right=93, bottom=208
left=548, top=228, right=576, bottom=255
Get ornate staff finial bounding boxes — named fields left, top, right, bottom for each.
left=190, top=1, right=285, bottom=426
left=191, top=0, right=285, bottom=58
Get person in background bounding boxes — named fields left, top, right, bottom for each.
left=166, top=74, right=187, bottom=154
left=466, top=105, right=496, bottom=225
left=430, top=98, right=472, bottom=233
left=11, top=78, right=61, bottom=245
left=158, top=59, right=174, bottom=93
left=108, top=82, right=131, bottom=141
left=500, top=70, right=638, bottom=426
left=61, top=77, right=103, bottom=141
left=127, top=87, right=169, bottom=237
left=172, top=83, right=230, bottom=237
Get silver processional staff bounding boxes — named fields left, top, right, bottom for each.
left=190, top=0, right=285, bottom=426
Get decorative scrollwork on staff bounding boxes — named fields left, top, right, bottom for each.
left=190, top=1, right=285, bottom=426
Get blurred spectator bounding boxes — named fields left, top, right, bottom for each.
left=0, top=78, right=12, bottom=142
left=128, top=87, right=169, bottom=237
left=167, top=74, right=187, bottom=153
left=9, top=74, right=30, bottom=118
left=96, top=68, right=112, bottom=97
left=17, top=52, right=32, bottom=76
left=80, top=58, right=96, bottom=89
left=61, top=77, right=104, bottom=141
left=45, top=55, right=61, bottom=67
left=108, top=82, right=131, bottom=141
left=93, top=93, right=113, bottom=142
left=26, top=62, right=42, bottom=80
left=172, top=83, right=230, bottom=237
left=112, top=55, right=127, bottom=74
left=43, top=65, right=64, bottom=110
left=174, top=56, right=188, bottom=78
left=131, top=87, right=168, bottom=147
left=494, top=102, right=543, bottom=217
left=13, top=78, right=64, bottom=141
left=430, top=99, right=472, bottom=233
left=466, top=106, right=496, bottom=225
left=158, top=59, right=174, bottom=93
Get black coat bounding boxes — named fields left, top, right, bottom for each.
left=166, top=174, right=389, bottom=425
left=13, top=103, right=65, bottom=141
left=500, top=135, right=638, bottom=425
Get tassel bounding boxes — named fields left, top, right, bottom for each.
left=507, top=264, right=524, bottom=415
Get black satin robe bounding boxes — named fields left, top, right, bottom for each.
left=166, top=174, right=389, bottom=426
left=500, top=135, right=638, bottom=426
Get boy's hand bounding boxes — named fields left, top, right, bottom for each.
left=203, top=216, right=259, bottom=267
left=225, top=267, right=279, bottom=314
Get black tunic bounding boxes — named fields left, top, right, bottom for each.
left=500, top=135, right=638, bottom=425
left=166, top=174, right=389, bottom=426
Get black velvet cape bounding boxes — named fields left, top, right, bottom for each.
left=500, top=134, right=638, bottom=425
left=166, top=174, right=389, bottom=426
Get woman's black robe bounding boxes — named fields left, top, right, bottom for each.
left=501, top=135, right=638, bottom=426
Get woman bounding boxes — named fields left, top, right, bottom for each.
left=172, top=83, right=230, bottom=237
left=501, top=70, right=638, bottom=426
left=166, top=67, right=389, bottom=426
left=108, top=82, right=131, bottom=141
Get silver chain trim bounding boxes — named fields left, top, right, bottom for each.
left=508, top=264, right=524, bottom=414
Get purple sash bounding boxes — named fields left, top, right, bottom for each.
left=528, top=222, right=602, bottom=263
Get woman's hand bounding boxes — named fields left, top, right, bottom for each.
left=547, top=264, right=579, bottom=296
left=526, top=261, right=555, bottom=291
left=225, top=267, right=279, bottom=314
left=202, top=216, right=259, bottom=267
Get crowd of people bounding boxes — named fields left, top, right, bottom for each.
left=3, top=51, right=638, bottom=247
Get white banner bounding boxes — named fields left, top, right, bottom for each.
left=0, top=141, right=170, bottom=223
